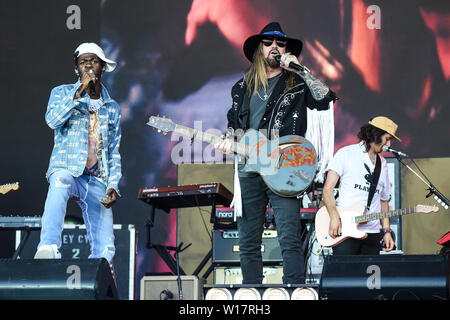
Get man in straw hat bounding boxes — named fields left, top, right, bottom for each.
left=35, top=42, right=122, bottom=265
left=322, top=116, right=399, bottom=254
left=216, top=22, right=336, bottom=284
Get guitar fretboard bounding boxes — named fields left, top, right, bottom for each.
left=174, top=124, right=250, bottom=156
left=355, top=207, right=416, bottom=223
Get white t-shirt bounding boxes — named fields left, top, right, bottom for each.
left=326, top=142, right=391, bottom=233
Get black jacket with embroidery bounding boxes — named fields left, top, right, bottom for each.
left=226, top=71, right=336, bottom=138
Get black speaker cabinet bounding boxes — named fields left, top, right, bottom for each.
left=319, top=254, right=449, bottom=300
left=0, top=258, right=118, bottom=300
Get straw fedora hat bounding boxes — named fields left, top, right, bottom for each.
left=368, top=116, right=401, bottom=142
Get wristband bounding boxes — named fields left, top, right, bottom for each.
left=382, top=228, right=392, bottom=235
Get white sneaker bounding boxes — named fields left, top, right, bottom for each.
left=34, top=244, right=62, bottom=259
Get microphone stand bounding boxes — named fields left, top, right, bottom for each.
left=393, top=153, right=449, bottom=210
left=175, top=244, right=183, bottom=300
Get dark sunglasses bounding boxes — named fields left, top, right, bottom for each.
left=262, top=38, right=287, bottom=48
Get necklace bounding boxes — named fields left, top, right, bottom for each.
left=257, top=73, right=281, bottom=101
left=257, top=90, right=269, bottom=101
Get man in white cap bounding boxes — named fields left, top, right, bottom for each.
left=35, top=42, right=122, bottom=265
left=322, top=116, right=398, bottom=254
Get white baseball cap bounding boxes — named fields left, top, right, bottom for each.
left=74, top=42, right=117, bottom=72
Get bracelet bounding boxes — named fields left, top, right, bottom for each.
left=382, top=228, right=392, bottom=235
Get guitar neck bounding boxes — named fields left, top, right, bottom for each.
left=355, top=207, right=417, bottom=224
left=174, top=124, right=248, bottom=156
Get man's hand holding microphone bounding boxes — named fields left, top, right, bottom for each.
left=76, top=69, right=97, bottom=98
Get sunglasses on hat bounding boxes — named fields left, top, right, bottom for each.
left=262, top=38, right=287, bottom=48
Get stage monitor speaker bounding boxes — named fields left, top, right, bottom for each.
left=16, top=224, right=136, bottom=300
left=140, top=275, right=205, bottom=300
left=319, top=254, right=449, bottom=300
left=0, top=258, right=118, bottom=300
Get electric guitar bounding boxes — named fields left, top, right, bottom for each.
left=0, top=182, right=19, bottom=195
left=315, top=202, right=439, bottom=247
left=147, top=116, right=318, bottom=197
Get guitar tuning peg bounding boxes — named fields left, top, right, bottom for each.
left=157, top=129, right=161, bottom=133
left=162, top=115, right=166, bottom=118
left=152, top=128, right=156, bottom=131
left=163, top=131, right=167, bottom=135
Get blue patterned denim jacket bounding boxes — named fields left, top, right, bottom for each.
left=45, top=80, right=122, bottom=195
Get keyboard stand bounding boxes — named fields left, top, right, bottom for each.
left=13, top=228, right=32, bottom=259
left=144, top=205, right=190, bottom=276
left=0, top=222, right=41, bottom=259
left=139, top=183, right=233, bottom=285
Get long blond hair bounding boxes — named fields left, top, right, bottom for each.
left=244, top=43, right=296, bottom=95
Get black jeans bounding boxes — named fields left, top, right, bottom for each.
left=237, top=172, right=305, bottom=284
left=332, top=233, right=382, bottom=255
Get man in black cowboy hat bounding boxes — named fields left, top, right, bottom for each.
left=216, top=22, right=336, bottom=284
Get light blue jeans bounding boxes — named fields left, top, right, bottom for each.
left=37, top=170, right=115, bottom=263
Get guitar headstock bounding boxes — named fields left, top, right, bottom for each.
left=0, top=182, right=19, bottom=195
left=415, top=204, right=439, bottom=214
left=147, top=115, right=175, bottom=135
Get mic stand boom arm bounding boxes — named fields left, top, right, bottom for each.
left=393, top=154, right=449, bottom=209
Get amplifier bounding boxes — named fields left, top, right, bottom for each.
left=214, top=266, right=283, bottom=285
left=15, top=224, right=136, bottom=300
left=212, top=229, right=282, bottom=265
left=140, top=275, right=205, bottom=300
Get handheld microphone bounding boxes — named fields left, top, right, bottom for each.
left=88, top=70, right=96, bottom=95
left=275, top=55, right=307, bottom=73
left=382, top=145, right=408, bottom=157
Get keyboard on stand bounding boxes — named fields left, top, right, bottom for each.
left=0, top=215, right=42, bottom=259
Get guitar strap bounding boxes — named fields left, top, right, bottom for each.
left=366, top=154, right=381, bottom=211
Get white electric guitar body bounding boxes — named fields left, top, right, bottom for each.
left=315, top=202, right=439, bottom=247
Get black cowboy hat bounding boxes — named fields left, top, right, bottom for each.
left=243, top=22, right=303, bottom=62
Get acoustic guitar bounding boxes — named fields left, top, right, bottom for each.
left=147, top=116, right=318, bottom=197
